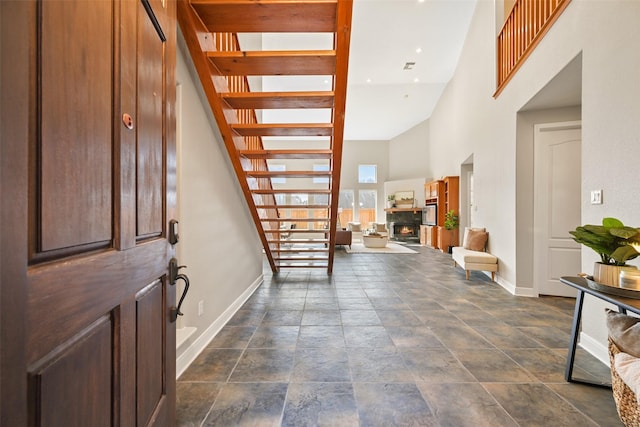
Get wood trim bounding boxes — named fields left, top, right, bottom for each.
left=1, top=1, right=30, bottom=423
left=328, top=0, right=353, bottom=273
left=231, top=123, right=333, bottom=137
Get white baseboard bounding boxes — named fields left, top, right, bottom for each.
left=176, top=274, right=263, bottom=378
left=579, top=331, right=610, bottom=366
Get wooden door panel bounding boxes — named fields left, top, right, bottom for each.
left=39, top=0, right=114, bottom=252
left=137, top=0, right=166, bottom=238
left=136, top=280, right=166, bottom=425
left=3, top=0, right=177, bottom=423
left=32, top=315, right=112, bottom=427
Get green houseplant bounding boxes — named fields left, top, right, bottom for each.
left=570, top=217, right=640, bottom=286
left=386, top=194, right=395, bottom=208
left=443, top=210, right=459, bottom=253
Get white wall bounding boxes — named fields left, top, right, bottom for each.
left=389, top=120, right=431, bottom=180
left=425, top=0, right=640, bottom=361
left=175, top=36, right=264, bottom=376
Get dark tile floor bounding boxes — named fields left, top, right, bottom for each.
left=177, top=245, right=622, bottom=426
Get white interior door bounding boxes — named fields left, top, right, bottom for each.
left=534, top=121, right=581, bottom=297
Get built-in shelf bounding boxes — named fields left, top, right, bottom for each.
left=176, top=326, right=197, bottom=349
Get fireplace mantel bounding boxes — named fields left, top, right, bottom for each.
left=384, top=207, right=421, bottom=213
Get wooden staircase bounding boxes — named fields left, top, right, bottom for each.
left=177, top=0, right=353, bottom=274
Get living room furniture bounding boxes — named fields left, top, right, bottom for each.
left=452, top=227, right=497, bottom=280
left=335, top=229, right=352, bottom=248
left=560, top=276, right=640, bottom=389
left=362, top=234, right=388, bottom=248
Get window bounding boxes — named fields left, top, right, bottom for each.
left=358, top=189, right=377, bottom=225
left=313, top=164, right=330, bottom=184
left=358, top=164, right=377, bottom=183
left=338, top=190, right=354, bottom=225
left=269, top=164, right=286, bottom=184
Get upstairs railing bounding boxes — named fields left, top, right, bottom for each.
left=495, top=0, right=571, bottom=96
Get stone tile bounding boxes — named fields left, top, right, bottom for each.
left=343, top=325, right=394, bottom=348
left=453, top=349, right=537, bottom=382
left=203, top=383, right=287, bottom=426
left=297, top=325, right=345, bottom=348
left=270, top=297, right=306, bottom=310
left=471, top=325, right=544, bottom=349
left=340, top=309, right=382, bottom=326
left=206, top=326, right=256, bottom=349
left=399, top=348, right=476, bottom=382
left=247, top=325, right=300, bottom=349
left=517, top=325, right=571, bottom=349
left=282, top=383, right=359, bottom=427
left=375, top=309, right=423, bottom=326
left=261, top=310, right=303, bottom=326
left=385, top=326, right=444, bottom=348
left=430, top=324, right=494, bottom=349
left=300, top=309, right=342, bottom=326
left=547, top=383, right=623, bottom=427
left=229, top=348, right=294, bottom=382
left=176, top=382, right=222, bottom=427
left=347, top=348, right=414, bottom=382
left=337, top=298, right=374, bottom=310
left=504, top=348, right=567, bottom=382
left=484, top=383, right=599, bottom=426
left=453, top=310, right=509, bottom=327
left=353, top=383, right=438, bottom=426
left=417, top=382, right=517, bottom=427
left=304, top=297, right=338, bottom=310
left=179, top=348, right=243, bottom=382
left=292, top=348, right=351, bottom=382
left=225, top=309, right=266, bottom=327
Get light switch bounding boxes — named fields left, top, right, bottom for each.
left=590, top=190, right=603, bottom=205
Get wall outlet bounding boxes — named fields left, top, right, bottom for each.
left=198, top=300, right=204, bottom=316
left=590, top=190, right=603, bottom=205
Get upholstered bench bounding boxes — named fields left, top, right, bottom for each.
left=452, top=227, right=498, bottom=281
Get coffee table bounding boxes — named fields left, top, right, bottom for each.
left=362, top=234, right=388, bottom=248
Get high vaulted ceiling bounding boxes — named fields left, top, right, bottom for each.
left=239, top=0, right=477, bottom=141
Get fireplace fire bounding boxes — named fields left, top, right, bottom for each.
left=390, top=222, right=419, bottom=242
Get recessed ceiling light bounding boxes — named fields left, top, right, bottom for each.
left=414, top=78, right=420, bottom=83
left=418, top=0, right=425, bottom=3
left=323, top=79, right=330, bottom=84
left=366, top=78, right=371, bottom=83
left=416, top=47, right=422, bottom=54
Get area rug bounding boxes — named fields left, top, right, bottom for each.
left=344, top=242, right=417, bottom=254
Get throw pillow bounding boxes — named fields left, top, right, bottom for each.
left=375, top=223, right=387, bottom=232
left=614, top=351, right=640, bottom=403
left=348, top=223, right=361, bottom=232
left=462, top=227, right=486, bottom=248
left=607, top=309, right=640, bottom=358
left=464, top=230, right=488, bottom=251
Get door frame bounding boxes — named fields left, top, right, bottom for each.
left=1, top=1, right=30, bottom=424
left=533, top=120, right=582, bottom=297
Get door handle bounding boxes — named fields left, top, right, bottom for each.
left=170, top=273, right=189, bottom=323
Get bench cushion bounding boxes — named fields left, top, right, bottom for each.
left=452, top=247, right=497, bottom=264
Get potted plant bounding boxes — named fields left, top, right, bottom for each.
left=443, top=209, right=459, bottom=253
left=386, top=194, right=395, bottom=209
left=570, top=217, right=640, bottom=286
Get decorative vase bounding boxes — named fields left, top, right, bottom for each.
left=593, top=263, right=638, bottom=287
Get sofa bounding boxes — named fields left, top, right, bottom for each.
left=452, top=227, right=498, bottom=281
left=335, top=229, right=352, bottom=248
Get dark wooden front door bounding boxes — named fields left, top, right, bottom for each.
left=1, top=0, right=177, bottom=424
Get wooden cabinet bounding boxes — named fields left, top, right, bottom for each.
left=420, top=225, right=438, bottom=248
left=437, top=226, right=459, bottom=253
left=443, top=176, right=459, bottom=219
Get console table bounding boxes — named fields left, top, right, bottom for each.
left=560, top=276, right=640, bottom=388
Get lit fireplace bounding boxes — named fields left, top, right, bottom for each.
left=390, top=222, right=419, bottom=242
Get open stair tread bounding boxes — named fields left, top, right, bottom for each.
left=256, top=205, right=330, bottom=209
left=239, top=150, right=332, bottom=160
left=207, top=51, right=336, bottom=76
left=252, top=189, right=331, bottom=194
left=190, top=0, right=338, bottom=33
left=232, top=123, right=333, bottom=137
left=222, top=91, right=334, bottom=110
left=262, top=218, right=330, bottom=222
left=247, top=170, right=331, bottom=178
